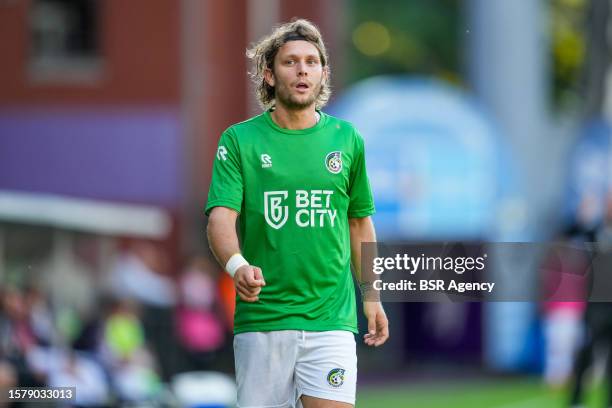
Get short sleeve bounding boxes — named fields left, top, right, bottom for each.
left=205, top=129, right=244, bottom=216
left=347, top=130, right=376, bottom=218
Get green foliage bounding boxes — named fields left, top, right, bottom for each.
left=346, top=0, right=593, bottom=113
left=346, top=0, right=463, bottom=85
left=549, top=0, right=589, bottom=111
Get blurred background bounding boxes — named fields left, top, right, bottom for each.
left=1, top=0, right=612, bottom=407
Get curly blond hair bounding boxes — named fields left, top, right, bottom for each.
left=246, top=19, right=331, bottom=110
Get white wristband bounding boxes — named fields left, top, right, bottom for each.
left=225, top=253, right=249, bottom=277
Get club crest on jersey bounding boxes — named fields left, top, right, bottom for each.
left=327, top=368, right=345, bottom=388
left=325, top=151, right=342, bottom=174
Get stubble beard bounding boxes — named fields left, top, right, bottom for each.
left=275, top=79, right=323, bottom=111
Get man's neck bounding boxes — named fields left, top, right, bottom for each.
left=270, top=104, right=319, bottom=130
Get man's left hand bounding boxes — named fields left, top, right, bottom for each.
left=363, top=301, right=389, bottom=347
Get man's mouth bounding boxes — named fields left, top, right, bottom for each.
left=295, top=82, right=310, bottom=90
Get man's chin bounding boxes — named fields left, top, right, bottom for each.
left=284, top=96, right=316, bottom=110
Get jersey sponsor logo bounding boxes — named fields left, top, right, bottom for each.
left=216, top=146, right=228, bottom=161
left=264, top=191, right=289, bottom=229
left=261, top=154, right=272, bottom=168
left=327, top=368, right=345, bottom=388
left=263, top=190, right=337, bottom=229
left=325, top=151, right=342, bottom=174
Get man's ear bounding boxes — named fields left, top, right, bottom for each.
left=322, top=66, right=330, bottom=85
left=264, top=68, right=275, bottom=87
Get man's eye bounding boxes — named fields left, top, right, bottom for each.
left=285, top=60, right=295, bottom=65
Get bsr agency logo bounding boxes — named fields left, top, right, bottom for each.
left=264, top=190, right=337, bottom=229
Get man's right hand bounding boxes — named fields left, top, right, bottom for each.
left=234, top=265, right=266, bottom=302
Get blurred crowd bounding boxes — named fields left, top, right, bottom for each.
left=0, top=241, right=235, bottom=407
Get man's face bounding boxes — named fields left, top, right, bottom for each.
left=265, top=40, right=326, bottom=110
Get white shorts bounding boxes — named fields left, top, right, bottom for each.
left=233, top=330, right=357, bottom=408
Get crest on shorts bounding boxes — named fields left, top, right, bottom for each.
left=325, top=151, right=342, bottom=174
left=326, top=368, right=345, bottom=388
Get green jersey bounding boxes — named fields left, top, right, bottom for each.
left=205, top=110, right=375, bottom=334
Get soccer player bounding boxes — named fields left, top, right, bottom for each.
left=205, top=19, right=389, bottom=408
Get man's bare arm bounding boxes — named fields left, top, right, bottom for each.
left=349, top=216, right=376, bottom=283
left=207, top=206, right=265, bottom=302
left=349, top=216, right=389, bottom=347
left=207, top=206, right=241, bottom=266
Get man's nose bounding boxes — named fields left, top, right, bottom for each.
left=297, top=61, right=308, bottom=76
